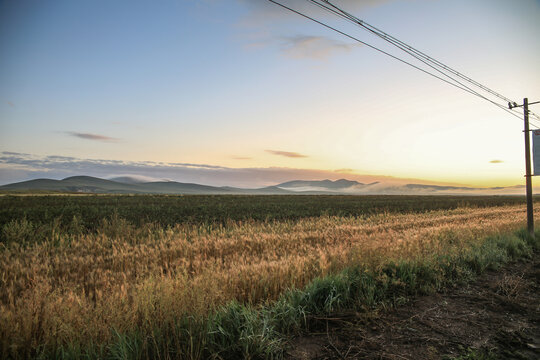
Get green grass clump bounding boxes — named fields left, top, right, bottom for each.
left=448, top=347, right=497, bottom=360
left=207, top=302, right=282, bottom=359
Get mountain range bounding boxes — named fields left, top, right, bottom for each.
left=0, top=176, right=527, bottom=195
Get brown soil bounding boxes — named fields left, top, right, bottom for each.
left=286, top=256, right=540, bottom=359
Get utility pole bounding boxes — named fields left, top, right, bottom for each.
left=509, top=98, right=540, bottom=238
left=523, top=98, right=534, bottom=237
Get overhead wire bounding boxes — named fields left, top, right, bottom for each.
left=321, top=2, right=540, bottom=124
left=266, top=0, right=540, bottom=128
left=267, top=0, right=524, bottom=122
left=308, top=0, right=540, bottom=127
left=307, top=0, right=540, bottom=127
left=317, top=0, right=514, bottom=103
left=314, top=0, right=540, bottom=124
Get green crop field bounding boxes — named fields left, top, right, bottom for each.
left=0, top=194, right=531, bottom=243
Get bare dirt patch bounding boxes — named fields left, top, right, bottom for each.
left=286, top=255, right=540, bottom=359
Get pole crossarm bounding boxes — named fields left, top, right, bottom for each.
left=509, top=100, right=540, bottom=109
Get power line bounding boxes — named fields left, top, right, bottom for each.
left=307, top=0, right=540, bottom=126
left=315, top=0, right=515, bottom=104
left=312, top=0, right=540, bottom=124
left=267, top=0, right=503, bottom=104
left=267, top=0, right=540, bottom=128
left=309, top=2, right=510, bottom=104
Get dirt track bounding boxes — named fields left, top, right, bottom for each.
left=287, top=255, right=540, bottom=359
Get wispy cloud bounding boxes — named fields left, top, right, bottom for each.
left=335, top=168, right=354, bottom=173
left=266, top=150, right=308, bottom=158
left=280, top=35, right=354, bottom=60
left=7, top=101, right=15, bottom=107
left=490, top=160, right=503, bottom=164
left=67, top=132, right=119, bottom=142
left=235, top=0, right=394, bottom=60
left=232, top=156, right=253, bottom=160
left=2, top=151, right=30, bottom=156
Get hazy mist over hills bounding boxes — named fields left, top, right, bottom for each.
left=0, top=176, right=528, bottom=195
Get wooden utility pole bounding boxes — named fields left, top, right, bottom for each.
left=510, top=98, right=540, bottom=238
left=523, top=98, right=534, bottom=237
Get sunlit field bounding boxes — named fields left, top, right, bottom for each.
left=0, top=195, right=538, bottom=359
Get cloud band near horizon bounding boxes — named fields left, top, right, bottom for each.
left=0, top=151, right=457, bottom=188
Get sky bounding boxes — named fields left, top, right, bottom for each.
left=1, top=0, right=540, bottom=188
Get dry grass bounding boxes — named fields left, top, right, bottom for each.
left=0, top=204, right=534, bottom=355
left=496, top=274, right=527, bottom=299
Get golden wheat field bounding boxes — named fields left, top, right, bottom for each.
left=0, top=203, right=535, bottom=355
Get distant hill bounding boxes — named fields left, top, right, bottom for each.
left=0, top=176, right=296, bottom=195
left=0, top=176, right=527, bottom=195
left=0, top=176, right=141, bottom=193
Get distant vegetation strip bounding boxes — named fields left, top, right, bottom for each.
left=0, top=194, right=532, bottom=243
left=0, top=204, right=538, bottom=359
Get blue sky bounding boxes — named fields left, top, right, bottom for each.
left=1, top=0, right=540, bottom=187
